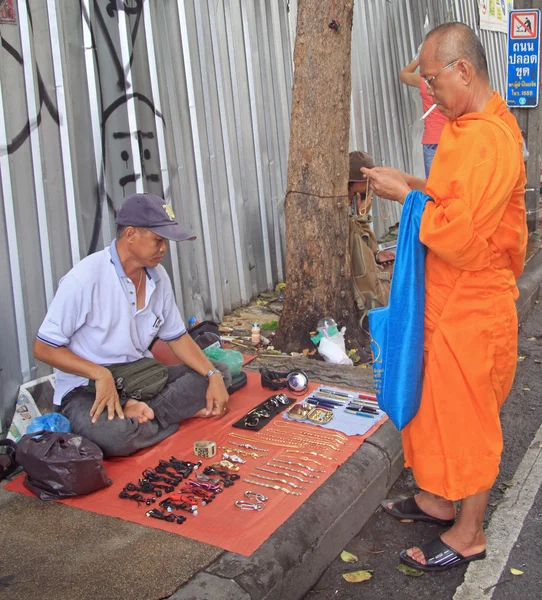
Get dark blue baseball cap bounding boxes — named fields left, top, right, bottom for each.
left=116, top=193, right=196, bottom=242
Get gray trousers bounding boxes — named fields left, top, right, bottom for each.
left=58, top=361, right=231, bottom=457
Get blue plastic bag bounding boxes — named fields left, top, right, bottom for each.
left=27, top=413, right=71, bottom=435
left=368, top=190, right=430, bottom=430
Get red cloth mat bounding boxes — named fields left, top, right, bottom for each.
left=5, top=372, right=385, bottom=556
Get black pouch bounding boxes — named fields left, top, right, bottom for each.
left=227, top=371, right=247, bottom=394
left=16, top=431, right=112, bottom=500
left=85, top=357, right=168, bottom=401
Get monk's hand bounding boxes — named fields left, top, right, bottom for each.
left=361, top=167, right=411, bottom=203
left=90, top=368, right=124, bottom=423
left=204, top=374, right=230, bottom=417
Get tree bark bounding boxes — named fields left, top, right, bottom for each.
left=274, top=0, right=362, bottom=354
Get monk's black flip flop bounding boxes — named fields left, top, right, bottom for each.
left=380, top=497, right=456, bottom=527
left=399, top=536, right=486, bottom=572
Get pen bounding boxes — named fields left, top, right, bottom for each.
left=312, top=395, right=347, bottom=405
left=357, top=392, right=377, bottom=401
left=345, top=409, right=375, bottom=419
left=320, top=388, right=353, bottom=398
left=348, top=404, right=379, bottom=414
left=306, top=399, right=340, bottom=409
left=315, top=392, right=350, bottom=402
left=353, top=398, right=379, bottom=407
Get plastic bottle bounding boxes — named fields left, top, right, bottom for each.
left=316, top=317, right=338, bottom=338
left=251, top=323, right=261, bottom=344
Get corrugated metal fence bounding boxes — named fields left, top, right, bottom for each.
left=346, top=0, right=509, bottom=239
left=0, top=0, right=508, bottom=429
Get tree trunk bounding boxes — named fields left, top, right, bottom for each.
left=274, top=0, right=361, bottom=354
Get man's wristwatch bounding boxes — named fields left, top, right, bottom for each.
left=205, top=369, right=223, bottom=381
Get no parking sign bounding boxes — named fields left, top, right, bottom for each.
left=507, top=9, right=540, bottom=107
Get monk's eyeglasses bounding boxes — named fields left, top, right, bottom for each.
left=422, top=59, right=459, bottom=89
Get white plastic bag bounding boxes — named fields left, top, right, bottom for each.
left=318, top=330, right=353, bottom=366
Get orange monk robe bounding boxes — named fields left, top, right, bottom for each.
left=402, top=92, right=527, bottom=501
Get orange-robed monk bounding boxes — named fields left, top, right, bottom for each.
left=361, top=22, right=527, bottom=573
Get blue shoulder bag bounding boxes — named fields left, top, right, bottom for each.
left=368, top=190, right=430, bottom=430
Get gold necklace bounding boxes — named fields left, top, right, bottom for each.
left=228, top=433, right=301, bottom=449
left=243, top=478, right=302, bottom=496
left=273, top=458, right=326, bottom=472
left=255, top=466, right=311, bottom=484
left=285, top=449, right=336, bottom=461
left=266, top=462, right=321, bottom=478
left=273, top=421, right=348, bottom=443
left=248, top=472, right=306, bottom=490
left=221, top=446, right=264, bottom=459
left=136, top=269, right=144, bottom=294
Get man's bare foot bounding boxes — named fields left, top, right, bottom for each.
left=193, top=407, right=211, bottom=418
left=124, top=399, right=154, bottom=424
left=193, top=406, right=229, bottom=418
left=385, top=492, right=455, bottom=521
left=411, top=491, right=456, bottom=521
left=405, top=526, right=486, bottom=565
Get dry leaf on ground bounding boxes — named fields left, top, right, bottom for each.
left=342, top=570, right=373, bottom=583
left=396, top=564, right=424, bottom=577
left=340, top=551, right=359, bottom=563
left=510, top=568, right=524, bottom=576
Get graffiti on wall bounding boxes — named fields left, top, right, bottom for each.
left=0, top=36, right=60, bottom=154
left=0, top=0, right=166, bottom=255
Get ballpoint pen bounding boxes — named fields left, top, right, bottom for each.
left=344, top=409, right=375, bottom=419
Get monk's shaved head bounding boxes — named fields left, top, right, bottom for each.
left=425, top=22, right=489, bottom=81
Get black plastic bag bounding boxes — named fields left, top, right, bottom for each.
left=16, top=431, right=112, bottom=500
left=188, top=320, right=221, bottom=349
left=0, top=439, right=17, bottom=481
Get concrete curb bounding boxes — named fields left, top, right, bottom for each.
left=169, top=251, right=542, bottom=600
left=169, top=421, right=403, bottom=600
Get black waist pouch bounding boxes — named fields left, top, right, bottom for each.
left=85, top=357, right=168, bottom=401
left=227, top=372, right=247, bottom=394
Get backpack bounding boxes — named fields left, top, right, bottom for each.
left=349, top=213, right=391, bottom=323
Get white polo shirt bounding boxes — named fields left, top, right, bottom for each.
left=37, top=241, right=186, bottom=405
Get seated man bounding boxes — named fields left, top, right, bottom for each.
left=34, top=193, right=231, bottom=457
